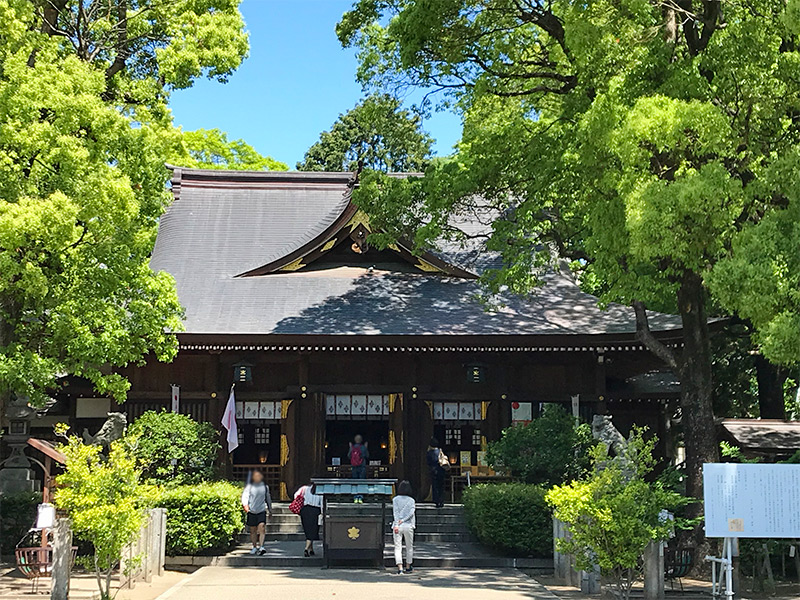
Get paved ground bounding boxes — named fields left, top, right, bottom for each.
left=0, top=564, right=188, bottom=600
left=156, top=566, right=558, bottom=600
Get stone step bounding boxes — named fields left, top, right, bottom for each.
left=262, top=514, right=470, bottom=525
left=166, top=541, right=551, bottom=571
left=269, top=503, right=464, bottom=512
left=248, top=524, right=472, bottom=536
left=240, top=531, right=474, bottom=543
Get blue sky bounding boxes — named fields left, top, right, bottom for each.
left=169, top=0, right=463, bottom=168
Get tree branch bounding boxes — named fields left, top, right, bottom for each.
left=633, top=300, right=679, bottom=370
left=105, top=0, right=129, bottom=81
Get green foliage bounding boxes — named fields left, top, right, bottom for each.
left=708, top=201, right=800, bottom=366
left=546, top=431, right=687, bottom=600
left=298, top=94, right=434, bottom=172
left=337, top=0, right=800, bottom=365
left=338, top=0, right=800, bottom=511
left=0, top=0, right=253, bottom=411
left=487, top=404, right=594, bottom=486
left=719, top=441, right=762, bottom=463
left=128, top=411, right=220, bottom=484
left=17, top=0, right=249, bottom=106
left=55, top=435, right=151, bottom=600
left=463, top=483, right=552, bottom=557
left=0, top=491, right=41, bottom=554
left=173, top=129, right=287, bottom=171
left=156, top=482, right=243, bottom=555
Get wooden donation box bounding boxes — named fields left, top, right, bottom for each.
left=312, top=478, right=396, bottom=568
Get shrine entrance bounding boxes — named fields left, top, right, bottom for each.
left=324, top=394, right=393, bottom=478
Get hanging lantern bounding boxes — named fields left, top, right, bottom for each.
left=233, top=362, right=253, bottom=383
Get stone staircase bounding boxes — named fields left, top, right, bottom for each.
left=161, top=503, right=552, bottom=570
left=240, top=503, right=474, bottom=544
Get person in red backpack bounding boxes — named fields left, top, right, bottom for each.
left=348, top=434, right=369, bottom=503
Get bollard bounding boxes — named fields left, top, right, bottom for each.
left=50, top=518, right=72, bottom=600
left=643, top=540, right=665, bottom=600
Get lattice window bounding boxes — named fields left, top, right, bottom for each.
left=237, top=430, right=245, bottom=445
left=254, top=427, right=270, bottom=445
left=433, top=402, right=483, bottom=422
left=445, top=428, right=461, bottom=445
left=126, top=402, right=168, bottom=420
left=325, top=394, right=390, bottom=417
left=472, top=429, right=482, bottom=446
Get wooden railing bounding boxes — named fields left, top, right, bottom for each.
left=325, top=465, right=391, bottom=479
left=232, top=464, right=282, bottom=494
left=447, top=473, right=512, bottom=503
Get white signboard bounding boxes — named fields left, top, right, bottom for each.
left=704, top=463, right=800, bottom=538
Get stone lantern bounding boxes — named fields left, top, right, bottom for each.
left=0, top=395, right=40, bottom=494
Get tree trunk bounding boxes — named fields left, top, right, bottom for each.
left=676, top=271, right=719, bottom=540
left=755, top=354, right=787, bottom=420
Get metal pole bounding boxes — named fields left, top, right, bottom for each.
left=725, top=538, right=735, bottom=600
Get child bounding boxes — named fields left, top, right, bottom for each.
left=392, top=480, right=416, bottom=574
left=241, top=470, right=273, bottom=555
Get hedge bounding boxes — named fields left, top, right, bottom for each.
left=463, top=482, right=552, bottom=557
left=0, top=491, right=41, bottom=554
left=157, top=482, right=243, bottom=555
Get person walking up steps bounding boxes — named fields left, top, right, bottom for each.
left=348, top=434, right=369, bottom=503
left=294, top=481, right=323, bottom=557
left=241, top=470, right=273, bottom=555
left=392, top=480, right=416, bottom=575
left=426, top=437, right=448, bottom=508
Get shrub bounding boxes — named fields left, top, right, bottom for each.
left=487, top=404, right=594, bottom=486
left=157, top=482, right=243, bottom=555
left=0, top=491, right=41, bottom=554
left=128, top=411, right=220, bottom=485
left=463, top=482, right=552, bottom=557
left=55, top=435, right=149, bottom=600
left=546, top=430, right=687, bottom=600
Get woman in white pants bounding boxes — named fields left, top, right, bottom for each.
left=392, top=480, right=416, bottom=574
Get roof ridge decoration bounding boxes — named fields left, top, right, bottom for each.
left=235, top=196, right=478, bottom=279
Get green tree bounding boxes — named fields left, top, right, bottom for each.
left=338, top=0, right=800, bottom=528
left=0, top=0, right=248, bottom=422
left=173, top=128, right=287, bottom=171
left=487, top=404, right=593, bottom=486
left=55, top=434, right=151, bottom=600
left=128, top=410, right=220, bottom=484
left=27, top=0, right=249, bottom=106
left=298, top=94, right=434, bottom=172
left=547, top=432, right=685, bottom=600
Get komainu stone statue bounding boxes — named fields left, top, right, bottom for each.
left=82, top=412, right=127, bottom=448
left=591, top=414, right=627, bottom=455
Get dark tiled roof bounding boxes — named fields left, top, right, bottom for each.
left=152, top=168, right=683, bottom=338
left=720, top=420, right=800, bottom=452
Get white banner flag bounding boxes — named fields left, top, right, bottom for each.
left=221, top=386, right=239, bottom=453
left=171, top=384, right=180, bottom=413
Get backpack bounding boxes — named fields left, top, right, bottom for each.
left=437, top=448, right=451, bottom=471
left=350, top=444, right=364, bottom=466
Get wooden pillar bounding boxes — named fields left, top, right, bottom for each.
left=50, top=518, right=72, bottom=600
left=280, top=399, right=295, bottom=500
left=389, top=393, right=405, bottom=482
left=404, top=398, right=433, bottom=500
left=483, top=399, right=507, bottom=443
left=595, top=350, right=607, bottom=414
left=282, top=392, right=325, bottom=499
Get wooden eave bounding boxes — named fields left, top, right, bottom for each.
left=174, top=330, right=686, bottom=352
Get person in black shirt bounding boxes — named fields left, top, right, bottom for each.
left=426, top=437, right=447, bottom=508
